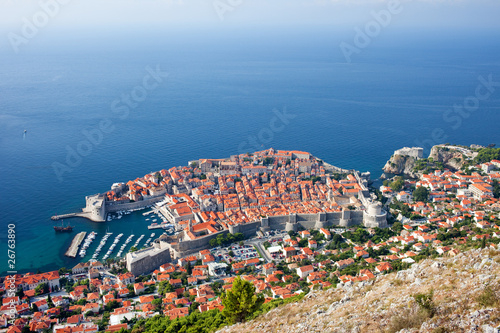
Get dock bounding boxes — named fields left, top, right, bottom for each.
left=52, top=213, right=78, bottom=220
left=65, top=232, right=86, bottom=258
left=51, top=211, right=92, bottom=221
left=147, top=224, right=165, bottom=230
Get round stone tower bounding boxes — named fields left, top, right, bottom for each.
left=363, top=202, right=387, bottom=228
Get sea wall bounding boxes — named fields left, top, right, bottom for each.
left=105, top=195, right=164, bottom=213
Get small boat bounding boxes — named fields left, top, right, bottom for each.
left=54, top=220, right=73, bottom=232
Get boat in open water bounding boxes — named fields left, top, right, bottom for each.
left=54, top=220, right=73, bottom=232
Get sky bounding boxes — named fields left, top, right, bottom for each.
left=0, top=0, right=499, bottom=56
left=1, top=0, right=499, bottom=33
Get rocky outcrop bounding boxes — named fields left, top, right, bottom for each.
left=218, top=247, right=500, bottom=333
left=382, top=154, right=417, bottom=177
left=428, top=145, right=466, bottom=170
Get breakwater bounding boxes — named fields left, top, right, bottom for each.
left=65, top=232, right=86, bottom=258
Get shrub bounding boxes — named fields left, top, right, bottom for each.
left=386, top=306, right=431, bottom=333
left=413, top=289, right=436, bottom=317
left=476, top=286, right=499, bottom=308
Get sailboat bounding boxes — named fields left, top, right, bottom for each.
left=54, top=220, right=73, bottom=232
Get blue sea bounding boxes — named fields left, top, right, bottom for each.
left=1, top=27, right=499, bottom=274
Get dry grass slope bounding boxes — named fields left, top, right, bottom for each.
left=218, top=248, right=500, bottom=333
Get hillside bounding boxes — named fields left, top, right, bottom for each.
left=428, top=145, right=468, bottom=171
left=218, top=248, right=500, bottom=333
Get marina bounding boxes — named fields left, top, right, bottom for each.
left=116, top=234, right=134, bottom=258
left=132, top=234, right=145, bottom=248
left=64, top=232, right=86, bottom=258
left=79, top=231, right=97, bottom=257
left=102, top=233, right=123, bottom=260
left=92, top=232, right=113, bottom=260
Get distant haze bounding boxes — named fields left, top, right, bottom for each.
left=1, top=0, right=499, bottom=32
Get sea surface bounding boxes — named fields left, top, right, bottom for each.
left=1, top=27, right=499, bottom=274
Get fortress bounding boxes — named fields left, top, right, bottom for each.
left=393, top=147, right=423, bottom=159
left=127, top=199, right=387, bottom=275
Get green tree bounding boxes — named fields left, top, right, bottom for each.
left=186, top=261, right=192, bottom=275
left=413, top=186, right=429, bottom=202
left=47, top=294, right=54, bottom=308
left=16, top=288, right=24, bottom=299
left=298, top=238, right=308, bottom=248
left=389, top=177, right=404, bottom=191
left=158, top=281, right=174, bottom=295
left=58, top=267, right=69, bottom=275
left=209, top=238, right=217, bottom=248
left=493, top=179, right=500, bottom=199
left=391, top=222, right=403, bottom=234
left=263, top=157, right=274, bottom=166
left=35, top=283, right=49, bottom=295
left=151, top=298, right=162, bottom=312
left=105, top=300, right=121, bottom=312
left=221, top=276, right=264, bottom=324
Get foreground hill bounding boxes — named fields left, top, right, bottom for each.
left=218, top=248, right=500, bottom=333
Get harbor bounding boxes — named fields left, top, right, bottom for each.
left=65, top=232, right=87, bottom=258
left=60, top=203, right=179, bottom=264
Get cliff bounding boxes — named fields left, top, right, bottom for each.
left=218, top=248, right=500, bottom=333
left=428, top=145, right=466, bottom=170
left=382, top=154, right=417, bottom=177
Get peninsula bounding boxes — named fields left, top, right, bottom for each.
left=54, top=148, right=387, bottom=274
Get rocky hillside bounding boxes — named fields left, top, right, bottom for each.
left=428, top=145, right=467, bottom=170
left=382, top=154, right=417, bottom=177
left=218, top=248, right=500, bottom=333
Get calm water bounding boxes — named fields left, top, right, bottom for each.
left=1, top=27, right=499, bottom=274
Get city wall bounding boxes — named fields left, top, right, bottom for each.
left=105, top=195, right=165, bottom=213
left=128, top=208, right=386, bottom=273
